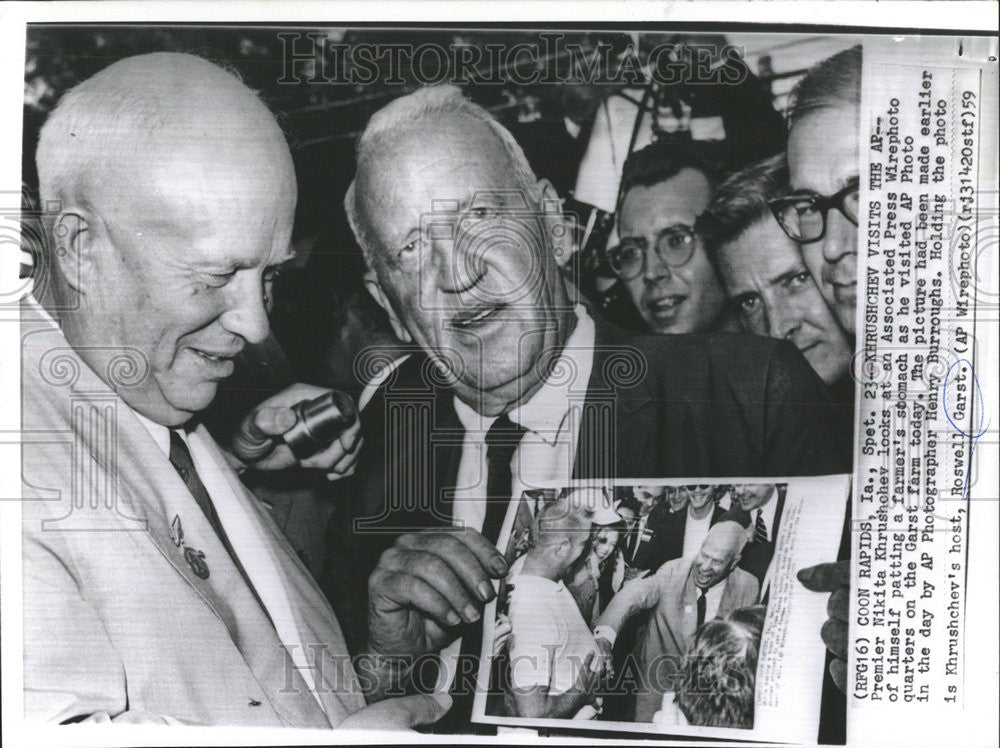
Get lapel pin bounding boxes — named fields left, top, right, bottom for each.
left=184, top=546, right=210, bottom=579
left=169, top=514, right=184, bottom=547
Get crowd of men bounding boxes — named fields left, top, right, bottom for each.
left=21, top=39, right=859, bottom=734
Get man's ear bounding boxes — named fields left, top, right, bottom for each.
left=48, top=210, right=93, bottom=297
left=363, top=266, right=412, bottom=343
left=536, top=178, right=575, bottom=269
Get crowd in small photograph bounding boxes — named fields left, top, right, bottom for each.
left=488, top=483, right=784, bottom=729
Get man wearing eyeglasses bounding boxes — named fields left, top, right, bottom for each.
left=607, top=139, right=735, bottom=335
left=698, top=154, right=855, bottom=413
left=775, top=46, right=862, bottom=336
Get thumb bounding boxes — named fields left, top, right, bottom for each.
left=797, top=559, right=850, bottom=592
left=254, top=406, right=297, bottom=437
left=338, top=692, right=451, bottom=731
left=400, top=692, right=452, bottom=727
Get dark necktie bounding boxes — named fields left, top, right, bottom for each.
left=696, top=588, right=707, bottom=628
left=481, top=413, right=529, bottom=545
left=168, top=430, right=268, bottom=616
left=447, top=412, right=527, bottom=728
left=754, top=508, right=769, bottom=544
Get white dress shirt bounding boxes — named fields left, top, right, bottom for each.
left=450, top=304, right=596, bottom=535
left=681, top=508, right=714, bottom=558
left=436, top=304, right=596, bottom=691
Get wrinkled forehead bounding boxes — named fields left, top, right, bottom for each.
left=355, top=116, right=526, bottom=239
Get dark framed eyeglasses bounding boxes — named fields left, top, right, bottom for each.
left=606, top=224, right=698, bottom=281
left=768, top=179, right=860, bottom=244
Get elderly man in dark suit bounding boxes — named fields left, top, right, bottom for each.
left=326, top=84, right=849, bottom=728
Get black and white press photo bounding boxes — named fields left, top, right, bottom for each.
left=474, top=476, right=849, bottom=741
left=4, top=8, right=996, bottom=748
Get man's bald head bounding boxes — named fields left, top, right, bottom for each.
left=692, top=520, right=747, bottom=590
left=37, top=52, right=293, bottom=215
left=704, top=521, right=747, bottom=557
left=34, top=53, right=298, bottom=427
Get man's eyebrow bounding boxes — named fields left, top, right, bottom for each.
left=841, top=174, right=861, bottom=191
left=769, top=268, right=808, bottom=286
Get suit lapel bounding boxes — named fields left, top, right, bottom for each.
left=574, top=318, right=654, bottom=480
left=195, top=427, right=366, bottom=724
left=678, top=563, right=700, bottom=647
left=36, top=330, right=333, bottom=728
left=115, top=413, right=333, bottom=727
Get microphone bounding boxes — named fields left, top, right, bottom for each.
left=230, top=389, right=359, bottom=464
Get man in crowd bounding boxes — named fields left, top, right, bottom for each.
left=678, top=484, right=726, bottom=558
left=773, top=45, right=862, bottom=707
left=772, top=46, right=861, bottom=337
left=698, top=154, right=854, bottom=394
left=605, top=140, right=733, bottom=335
left=593, top=521, right=759, bottom=722
left=725, top=483, right=784, bottom=586
left=330, top=84, right=849, bottom=727
left=21, top=52, right=445, bottom=729
left=506, top=495, right=603, bottom=718
left=622, top=485, right=677, bottom=575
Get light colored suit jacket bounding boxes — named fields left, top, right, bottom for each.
left=21, top=311, right=366, bottom=726
left=597, top=554, right=759, bottom=722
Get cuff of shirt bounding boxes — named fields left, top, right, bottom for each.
left=593, top=625, right=617, bottom=648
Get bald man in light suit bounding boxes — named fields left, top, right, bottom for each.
left=593, top=521, right=759, bottom=722
left=21, top=52, right=447, bottom=729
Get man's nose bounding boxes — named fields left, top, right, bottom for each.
left=822, top=211, right=858, bottom=264
left=643, top=244, right=671, bottom=283
left=766, top=303, right=802, bottom=342
left=436, top=230, right=487, bottom=294
left=219, top=275, right=270, bottom=345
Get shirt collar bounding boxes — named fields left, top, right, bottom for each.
left=24, top=293, right=61, bottom=331
left=454, top=304, right=596, bottom=446
left=130, top=407, right=176, bottom=458
left=512, top=572, right=565, bottom=592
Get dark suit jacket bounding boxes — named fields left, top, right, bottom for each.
left=721, top=493, right=786, bottom=586
left=625, top=502, right=726, bottom=574
left=625, top=503, right=681, bottom=572
left=324, top=318, right=849, bottom=655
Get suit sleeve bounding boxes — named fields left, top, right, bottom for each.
left=22, top=521, right=184, bottom=725
left=762, top=341, right=852, bottom=475
left=595, top=564, right=669, bottom=635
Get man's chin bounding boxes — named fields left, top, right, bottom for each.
left=159, top=381, right=220, bottom=421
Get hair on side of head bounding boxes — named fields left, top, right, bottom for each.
left=617, top=138, right=720, bottom=218
left=676, top=616, right=762, bottom=729
left=787, top=45, right=862, bottom=126
left=697, top=152, right=788, bottom=264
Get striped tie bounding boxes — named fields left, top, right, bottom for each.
left=754, top=508, right=768, bottom=544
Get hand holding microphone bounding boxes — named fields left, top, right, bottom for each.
left=229, top=383, right=363, bottom=479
